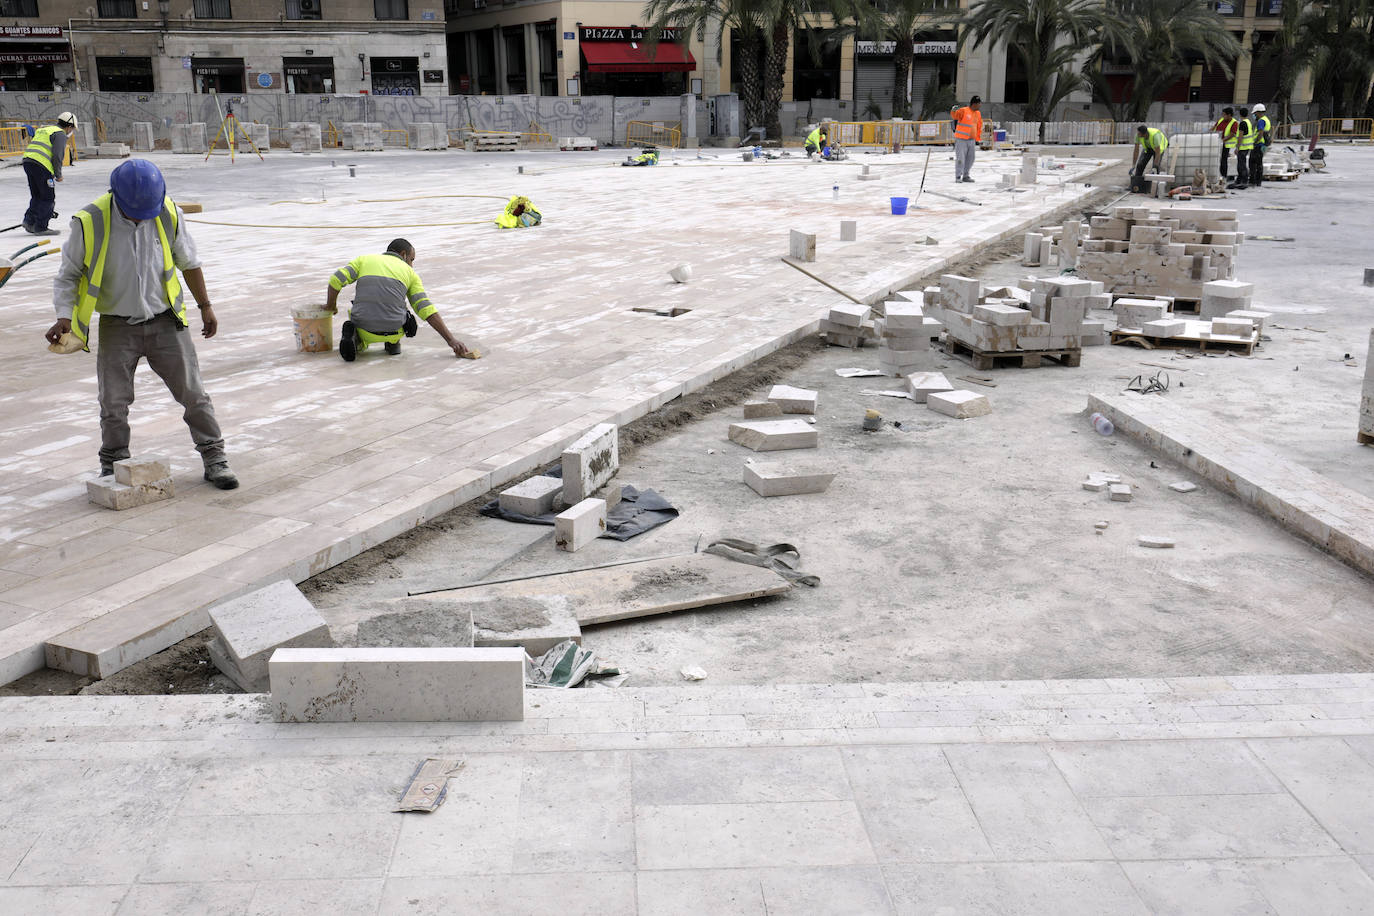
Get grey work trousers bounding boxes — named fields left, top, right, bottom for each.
left=96, top=310, right=226, bottom=468
left=954, top=139, right=977, bottom=180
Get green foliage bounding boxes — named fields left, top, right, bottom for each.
left=1295, top=0, right=1374, bottom=117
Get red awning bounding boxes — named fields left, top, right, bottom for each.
left=581, top=41, right=695, bottom=74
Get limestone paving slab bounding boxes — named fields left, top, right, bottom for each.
left=0, top=149, right=1109, bottom=687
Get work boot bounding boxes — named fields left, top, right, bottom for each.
left=402, top=312, right=418, bottom=338
left=25, top=226, right=59, bottom=236
left=384, top=340, right=402, bottom=355
left=961, top=176, right=975, bottom=183
left=98, top=463, right=113, bottom=477
left=203, top=462, right=239, bottom=490
left=339, top=320, right=357, bottom=362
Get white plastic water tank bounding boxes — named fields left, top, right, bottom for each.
left=1165, top=132, right=1222, bottom=188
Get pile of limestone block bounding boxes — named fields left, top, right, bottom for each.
left=171, top=123, right=208, bottom=154
left=409, top=123, right=449, bottom=151
left=922, top=273, right=1107, bottom=353
left=1027, top=205, right=1242, bottom=301
left=288, top=122, right=323, bottom=153
left=343, top=122, right=384, bottom=151
left=496, top=423, right=620, bottom=553
left=1113, top=280, right=1268, bottom=342
left=820, top=298, right=943, bottom=376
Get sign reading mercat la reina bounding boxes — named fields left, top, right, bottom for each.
left=580, top=26, right=684, bottom=42
left=0, top=25, right=64, bottom=38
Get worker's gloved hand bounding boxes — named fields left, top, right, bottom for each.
left=45, top=317, right=71, bottom=345
left=450, top=340, right=470, bottom=359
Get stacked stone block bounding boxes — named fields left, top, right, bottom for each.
left=875, top=300, right=934, bottom=376
left=288, top=122, right=323, bottom=153
left=238, top=122, right=270, bottom=154
left=820, top=303, right=871, bottom=349
left=924, top=274, right=1102, bottom=355
left=132, top=122, right=155, bottom=151
left=170, top=123, right=208, bottom=154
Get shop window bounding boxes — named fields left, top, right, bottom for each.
left=285, top=0, right=321, bottom=20
left=374, top=0, right=407, bottom=20
left=97, top=56, right=154, bottom=92
left=371, top=55, right=419, bottom=94
left=792, top=29, right=840, bottom=100
left=97, top=0, right=137, bottom=17
left=284, top=56, right=334, bottom=93
left=0, top=0, right=39, bottom=16
left=193, top=0, right=232, bottom=17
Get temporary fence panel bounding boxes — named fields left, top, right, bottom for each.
left=1317, top=118, right=1373, bottom=140
left=625, top=120, right=681, bottom=148
left=0, top=126, right=27, bottom=157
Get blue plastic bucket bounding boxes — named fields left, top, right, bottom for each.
left=994, top=129, right=1008, bottom=142
left=890, top=197, right=909, bottom=215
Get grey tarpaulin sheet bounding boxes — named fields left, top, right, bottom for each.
left=480, top=475, right=679, bottom=541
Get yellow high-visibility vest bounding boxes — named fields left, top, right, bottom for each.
left=1237, top=119, right=1255, bottom=151
left=22, top=125, right=65, bottom=174
left=69, top=193, right=184, bottom=349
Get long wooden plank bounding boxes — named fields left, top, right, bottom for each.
left=424, top=553, right=791, bottom=627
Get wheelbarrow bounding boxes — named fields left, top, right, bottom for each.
left=0, top=241, right=56, bottom=289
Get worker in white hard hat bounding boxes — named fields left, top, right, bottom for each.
left=1249, top=103, right=1272, bottom=189
left=21, top=111, right=77, bottom=235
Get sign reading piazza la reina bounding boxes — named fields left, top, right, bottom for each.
left=579, top=26, right=684, bottom=43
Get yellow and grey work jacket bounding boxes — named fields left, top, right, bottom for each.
left=70, top=192, right=184, bottom=349
left=23, top=125, right=67, bottom=176
left=329, top=251, right=436, bottom=334
left=494, top=196, right=542, bottom=229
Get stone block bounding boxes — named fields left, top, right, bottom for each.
left=767, top=385, right=818, bottom=415
left=554, top=498, right=606, bottom=552
left=789, top=230, right=816, bottom=262
left=209, top=580, right=331, bottom=692
left=939, top=274, right=981, bottom=310
left=1210, top=317, right=1254, bottom=337
left=1202, top=279, right=1254, bottom=299
left=1083, top=478, right=1108, bottom=491
left=1110, top=484, right=1133, bottom=502
left=878, top=352, right=934, bottom=377
left=499, top=475, right=564, bottom=516
left=883, top=300, right=924, bottom=329
left=270, top=647, right=525, bottom=722
left=880, top=332, right=928, bottom=352
left=973, top=303, right=1030, bottom=326
left=1138, top=535, right=1175, bottom=548
left=728, top=419, right=819, bottom=451
left=561, top=423, right=619, bottom=503
left=1141, top=319, right=1186, bottom=338
left=1039, top=237, right=1054, bottom=266
left=1081, top=320, right=1106, bottom=346
left=828, top=303, right=870, bottom=327
left=132, top=122, right=155, bottom=151
left=471, top=595, right=581, bottom=657
left=742, top=400, right=783, bottom=418
left=98, top=142, right=130, bottom=158
left=743, top=461, right=835, bottom=497
left=113, top=457, right=170, bottom=487
left=840, top=220, right=856, bottom=242
left=922, top=316, right=943, bottom=338
left=170, top=123, right=207, bottom=154
left=1226, top=310, right=1271, bottom=334
left=86, top=475, right=173, bottom=510
left=905, top=371, right=953, bottom=403
left=927, top=390, right=991, bottom=419
left=346, top=122, right=384, bottom=151
left=1022, top=233, right=1042, bottom=265
left=289, top=122, right=323, bottom=153
left=1169, top=481, right=1198, bottom=493
left=238, top=121, right=270, bottom=154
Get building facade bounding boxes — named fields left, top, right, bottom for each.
left=0, top=0, right=447, bottom=94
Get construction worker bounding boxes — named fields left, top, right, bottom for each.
left=1250, top=103, right=1272, bottom=188
left=325, top=238, right=471, bottom=361
left=1230, top=108, right=1254, bottom=189
left=43, top=159, right=239, bottom=490
left=494, top=195, right=541, bottom=229
left=1213, top=107, right=1238, bottom=180
left=1132, top=125, right=1169, bottom=180
left=951, top=96, right=983, bottom=182
left=22, top=112, right=77, bottom=236
left=622, top=147, right=659, bottom=167
left=804, top=126, right=828, bottom=158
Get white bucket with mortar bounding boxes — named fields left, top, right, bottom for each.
left=292, top=306, right=333, bottom=352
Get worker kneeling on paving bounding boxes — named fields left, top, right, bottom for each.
left=43, top=159, right=239, bottom=490
left=494, top=195, right=541, bottom=229
left=325, top=238, right=472, bottom=361
left=804, top=126, right=830, bottom=159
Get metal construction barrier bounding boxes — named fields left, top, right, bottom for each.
left=1003, top=120, right=1114, bottom=144
left=1317, top=117, right=1374, bottom=140
left=827, top=119, right=952, bottom=147
left=626, top=119, right=681, bottom=148
left=0, top=126, right=27, bottom=157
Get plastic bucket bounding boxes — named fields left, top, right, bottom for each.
left=291, top=307, right=333, bottom=353
left=994, top=129, right=1007, bottom=143
left=890, top=197, right=909, bottom=215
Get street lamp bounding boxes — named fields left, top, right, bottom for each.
left=158, top=0, right=170, bottom=30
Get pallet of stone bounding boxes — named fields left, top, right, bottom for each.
left=472, top=132, right=520, bottom=152
left=1109, top=322, right=1257, bottom=355
left=941, top=336, right=1081, bottom=370
left=559, top=137, right=598, bottom=151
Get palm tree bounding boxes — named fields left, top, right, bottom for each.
left=853, top=0, right=957, bottom=118
left=1255, top=0, right=1314, bottom=126
left=1089, top=0, right=1241, bottom=123
left=960, top=0, right=1103, bottom=140
left=643, top=0, right=772, bottom=137
left=1295, top=0, right=1374, bottom=117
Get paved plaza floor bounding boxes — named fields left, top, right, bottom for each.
left=2, top=674, right=1373, bottom=914
left=0, top=145, right=1109, bottom=685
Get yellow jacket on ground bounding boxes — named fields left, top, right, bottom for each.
left=495, top=196, right=542, bottom=229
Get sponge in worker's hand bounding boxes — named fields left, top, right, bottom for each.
left=461, top=348, right=482, bottom=360
left=47, top=332, right=83, bottom=354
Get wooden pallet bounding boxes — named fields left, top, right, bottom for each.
left=1359, top=429, right=1374, bottom=446
left=942, top=336, right=1082, bottom=370
left=1110, top=327, right=1257, bottom=355
left=560, top=143, right=598, bottom=151
left=1263, top=172, right=1300, bottom=182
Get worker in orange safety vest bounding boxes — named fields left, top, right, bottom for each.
left=950, top=96, right=983, bottom=183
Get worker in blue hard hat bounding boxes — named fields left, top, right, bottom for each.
left=44, top=158, right=238, bottom=491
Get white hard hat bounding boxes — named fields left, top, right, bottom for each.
left=1252, top=103, right=1265, bottom=113
left=57, top=111, right=77, bottom=128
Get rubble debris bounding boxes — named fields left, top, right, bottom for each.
left=395, top=758, right=465, bottom=813
left=680, top=666, right=708, bottom=681
left=526, top=640, right=597, bottom=689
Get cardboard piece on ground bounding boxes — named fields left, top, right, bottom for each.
left=395, top=758, right=465, bottom=813
left=425, top=553, right=790, bottom=627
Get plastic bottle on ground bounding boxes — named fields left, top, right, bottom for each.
left=1090, top=412, right=1114, bottom=436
